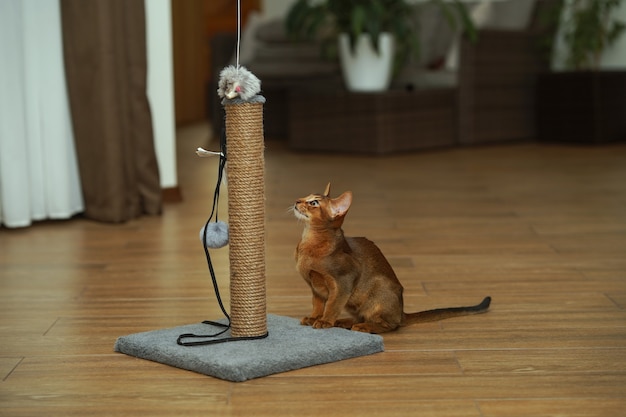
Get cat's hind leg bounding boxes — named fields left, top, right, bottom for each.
left=351, top=319, right=399, bottom=334
left=351, top=309, right=402, bottom=333
left=334, top=318, right=355, bottom=329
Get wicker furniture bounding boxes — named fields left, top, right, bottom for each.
left=456, top=1, right=559, bottom=145
left=288, top=88, right=456, bottom=154
left=536, top=71, right=626, bottom=143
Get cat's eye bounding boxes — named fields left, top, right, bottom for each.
left=308, top=200, right=319, bottom=207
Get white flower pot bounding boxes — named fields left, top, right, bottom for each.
left=338, top=32, right=395, bottom=92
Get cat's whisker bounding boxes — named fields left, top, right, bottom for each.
left=290, top=207, right=308, bottom=223
left=286, top=206, right=298, bottom=219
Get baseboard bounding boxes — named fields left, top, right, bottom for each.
left=162, top=186, right=183, bottom=203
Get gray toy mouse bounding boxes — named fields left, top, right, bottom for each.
left=217, top=65, right=261, bottom=101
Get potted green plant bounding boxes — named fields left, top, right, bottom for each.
left=285, top=0, right=475, bottom=92
left=536, top=0, right=626, bottom=143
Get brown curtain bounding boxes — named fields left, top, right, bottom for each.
left=60, top=0, right=162, bottom=223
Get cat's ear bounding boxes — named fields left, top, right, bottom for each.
left=330, top=191, right=352, bottom=218
left=323, top=183, right=331, bottom=197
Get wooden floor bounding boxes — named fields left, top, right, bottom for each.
left=2, top=123, right=626, bottom=416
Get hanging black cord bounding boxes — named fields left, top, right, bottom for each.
left=177, top=127, right=268, bottom=347
left=201, top=133, right=230, bottom=320
left=177, top=128, right=230, bottom=346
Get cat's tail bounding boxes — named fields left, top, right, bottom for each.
left=402, top=296, right=491, bottom=326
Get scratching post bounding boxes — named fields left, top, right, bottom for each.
left=113, top=75, right=384, bottom=383
left=224, top=98, right=267, bottom=337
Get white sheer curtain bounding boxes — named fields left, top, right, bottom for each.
left=0, top=0, right=83, bottom=228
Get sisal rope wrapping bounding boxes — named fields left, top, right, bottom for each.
left=224, top=100, right=267, bottom=337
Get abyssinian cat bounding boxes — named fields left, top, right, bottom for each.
left=293, top=183, right=491, bottom=334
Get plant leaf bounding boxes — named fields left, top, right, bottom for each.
left=451, top=0, right=477, bottom=42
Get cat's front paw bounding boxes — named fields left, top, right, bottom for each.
left=300, top=316, right=317, bottom=326
left=312, top=319, right=334, bottom=329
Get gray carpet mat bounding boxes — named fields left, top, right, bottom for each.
left=114, top=314, right=384, bottom=382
